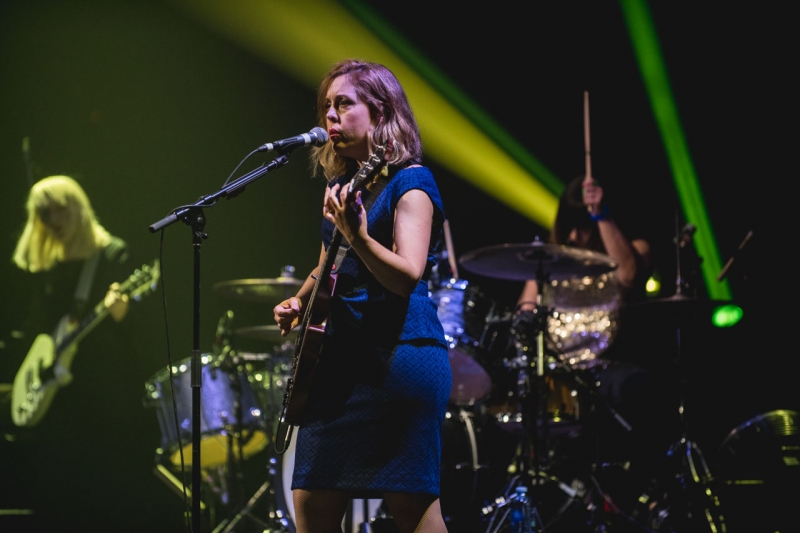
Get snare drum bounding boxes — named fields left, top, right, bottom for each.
left=143, top=353, right=268, bottom=468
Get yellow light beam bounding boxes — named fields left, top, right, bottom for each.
left=168, top=0, right=558, bottom=228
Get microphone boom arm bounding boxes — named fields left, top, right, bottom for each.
left=148, top=154, right=290, bottom=233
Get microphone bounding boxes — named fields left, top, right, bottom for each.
left=257, top=127, right=328, bottom=153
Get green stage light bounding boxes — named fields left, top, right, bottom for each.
left=645, top=275, right=661, bottom=295
left=712, top=304, right=743, bottom=328
left=620, top=0, right=732, bottom=303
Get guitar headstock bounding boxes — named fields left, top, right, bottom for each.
left=122, top=259, right=161, bottom=301
left=349, top=141, right=392, bottom=192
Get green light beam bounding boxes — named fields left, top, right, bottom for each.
left=620, top=0, right=732, bottom=302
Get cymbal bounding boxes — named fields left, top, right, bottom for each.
left=213, top=277, right=302, bottom=304
left=234, top=325, right=297, bottom=344
left=459, top=242, right=617, bottom=281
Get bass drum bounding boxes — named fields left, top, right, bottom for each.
left=143, top=353, right=268, bottom=468
left=440, top=408, right=482, bottom=530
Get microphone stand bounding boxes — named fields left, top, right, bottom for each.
left=148, top=153, right=291, bottom=532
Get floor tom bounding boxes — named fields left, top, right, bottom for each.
left=143, top=353, right=268, bottom=468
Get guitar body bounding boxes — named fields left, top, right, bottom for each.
left=12, top=330, right=79, bottom=428
left=11, top=333, right=59, bottom=428
left=282, top=271, right=337, bottom=425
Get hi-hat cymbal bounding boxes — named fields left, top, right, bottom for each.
left=459, top=242, right=617, bottom=281
left=234, top=325, right=297, bottom=344
left=213, top=277, right=303, bottom=304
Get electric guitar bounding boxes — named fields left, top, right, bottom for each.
left=277, top=144, right=389, bottom=441
left=11, top=260, right=160, bottom=428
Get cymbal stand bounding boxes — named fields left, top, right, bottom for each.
left=211, top=456, right=294, bottom=533
left=669, top=212, right=706, bottom=468
left=206, top=320, right=289, bottom=533
left=635, top=215, right=725, bottom=532
left=217, top=347, right=248, bottom=507
left=210, top=363, right=292, bottom=533
left=484, top=260, right=554, bottom=533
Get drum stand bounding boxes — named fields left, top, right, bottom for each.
left=211, top=346, right=293, bottom=533
left=632, top=314, right=726, bottom=533
left=483, top=262, right=565, bottom=533
left=634, top=216, right=725, bottom=532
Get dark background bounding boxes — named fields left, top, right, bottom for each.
left=1, top=0, right=796, bottom=530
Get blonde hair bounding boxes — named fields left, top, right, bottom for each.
left=310, top=59, right=423, bottom=181
left=12, top=175, right=112, bottom=272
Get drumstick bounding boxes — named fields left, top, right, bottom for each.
left=584, top=90, right=592, bottom=179
left=443, top=219, right=459, bottom=280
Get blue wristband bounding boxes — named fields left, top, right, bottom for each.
left=589, top=204, right=610, bottom=222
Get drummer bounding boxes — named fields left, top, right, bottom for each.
left=515, top=175, right=672, bottom=496
left=517, top=174, right=651, bottom=308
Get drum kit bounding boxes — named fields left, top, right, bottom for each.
left=430, top=237, right=738, bottom=533
left=138, top=237, right=743, bottom=533
left=435, top=239, right=629, bottom=532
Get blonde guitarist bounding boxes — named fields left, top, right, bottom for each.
left=10, top=175, right=134, bottom=428
left=4, top=174, right=172, bottom=529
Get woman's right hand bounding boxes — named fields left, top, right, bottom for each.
left=274, top=297, right=302, bottom=336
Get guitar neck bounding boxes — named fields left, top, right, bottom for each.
left=55, top=300, right=109, bottom=356
left=302, top=229, right=343, bottom=328
left=51, top=260, right=159, bottom=357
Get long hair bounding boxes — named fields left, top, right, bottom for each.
left=310, top=59, right=423, bottom=180
left=549, top=176, right=605, bottom=252
left=12, top=175, right=111, bottom=272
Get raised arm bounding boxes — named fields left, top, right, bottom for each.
left=582, top=177, right=651, bottom=289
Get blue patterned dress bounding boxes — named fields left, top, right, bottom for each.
left=291, top=166, right=451, bottom=497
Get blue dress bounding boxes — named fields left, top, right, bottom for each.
left=291, top=166, right=451, bottom=497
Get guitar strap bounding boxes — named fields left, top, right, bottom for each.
left=50, top=250, right=100, bottom=385
left=74, top=250, right=101, bottom=310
